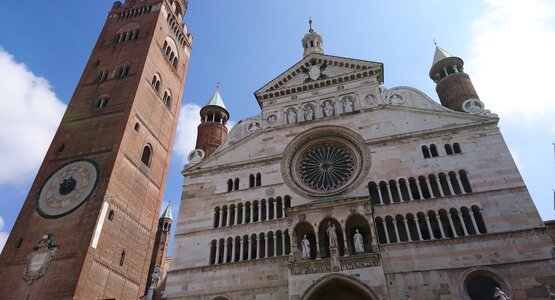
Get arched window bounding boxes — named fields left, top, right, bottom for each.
left=141, top=145, right=152, bottom=167
left=119, top=251, right=126, bottom=266
left=227, top=179, right=233, bottom=192
left=108, top=210, right=114, bottom=221
left=151, top=74, right=161, bottom=92
left=163, top=91, right=171, bottom=107
left=249, top=174, right=255, bottom=188
left=256, top=173, right=261, bottom=186
left=453, top=142, right=462, bottom=154
left=422, top=145, right=431, bottom=158
left=234, top=178, right=239, bottom=191
left=430, top=144, right=439, bottom=157
left=445, top=144, right=454, bottom=155
left=97, top=97, right=109, bottom=109
left=98, top=71, right=107, bottom=82
left=119, top=65, right=129, bottom=77
left=134, top=122, right=140, bottom=132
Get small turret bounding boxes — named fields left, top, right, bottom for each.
left=194, top=88, right=229, bottom=158
left=429, top=46, right=480, bottom=112
left=302, top=19, right=324, bottom=57
left=145, top=203, right=173, bottom=298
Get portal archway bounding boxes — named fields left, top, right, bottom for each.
left=302, top=273, right=379, bottom=300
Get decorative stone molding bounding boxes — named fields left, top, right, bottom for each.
left=23, top=235, right=57, bottom=283
left=290, top=253, right=380, bottom=275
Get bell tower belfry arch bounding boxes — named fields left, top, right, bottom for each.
left=0, top=1, right=192, bottom=299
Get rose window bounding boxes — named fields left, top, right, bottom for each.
left=297, top=144, right=355, bottom=191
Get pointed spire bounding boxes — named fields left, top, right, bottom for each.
left=205, top=85, right=227, bottom=110
left=160, top=202, right=173, bottom=221
left=432, top=46, right=453, bottom=66
left=309, top=18, right=313, bottom=32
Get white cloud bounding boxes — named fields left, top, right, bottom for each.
left=174, top=103, right=202, bottom=163
left=173, top=103, right=236, bottom=163
left=0, top=47, right=66, bottom=186
left=468, top=0, right=555, bottom=118
left=0, top=216, right=8, bottom=252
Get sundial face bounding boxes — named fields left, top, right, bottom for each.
left=36, top=159, right=100, bottom=218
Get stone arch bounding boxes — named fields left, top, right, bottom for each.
left=293, top=221, right=317, bottom=260
left=460, top=267, right=513, bottom=300
left=345, top=214, right=371, bottom=254
left=318, top=217, right=345, bottom=257
left=302, top=273, right=380, bottom=300
left=208, top=295, right=232, bottom=300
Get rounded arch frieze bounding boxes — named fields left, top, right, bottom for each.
left=281, top=126, right=370, bottom=198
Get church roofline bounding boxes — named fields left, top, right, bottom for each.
left=254, top=53, right=384, bottom=107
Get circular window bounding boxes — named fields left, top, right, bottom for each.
left=282, top=126, right=370, bottom=197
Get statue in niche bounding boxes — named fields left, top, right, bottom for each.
left=304, top=106, right=314, bottom=121
left=301, top=235, right=311, bottom=259
left=494, top=287, right=510, bottom=300
left=326, top=222, right=338, bottom=248
left=287, top=110, right=297, bottom=124
left=323, top=101, right=335, bottom=117
left=353, top=229, right=364, bottom=254
left=343, top=99, right=353, bottom=113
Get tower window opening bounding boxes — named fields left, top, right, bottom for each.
left=151, top=74, right=161, bottom=92
left=57, top=144, right=65, bottom=153
left=163, top=91, right=171, bottom=107
left=134, top=122, right=140, bottom=132
left=256, top=173, right=261, bottom=187
left=98, top=71, right=107, bottom=82
left=249, top=174, right=255, bottom=188
left=453, top=143, right=462, bottom=154
left=310, top=41, right=314, bottom=47
left=119, top=251, right=125, bottom=266
left=234, top=178, right=240, bottom=191
left=97, top=98, right=108, bottom=109
left=108, top=210, right=114, bottom=221
left=445, top=144, right=454, bottom=155
left=16, top=238, right=23, bottom=249
left=422, top=145, right=431, bottom=158
left=227, top=179, right=233, bottom=192
left=430, top=144, right=439, bottom=157
left=141, top=145, right=152, bottom=167
left=119, top=66, right=129, bottom=77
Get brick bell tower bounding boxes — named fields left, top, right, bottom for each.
left=193, top=88, right=229, bottom=158
left=429, top=46, right=480, bottom=112
left=145, top=203, right=173, bottom=299
left=0, top=0, right=192, bottom=299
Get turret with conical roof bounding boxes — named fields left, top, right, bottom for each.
left=302, top=19, right=324, bottom=57
left=145, top=202, right=173, bottom=297
left=194, top=88, right=230, bottom=158
left=429, top=46, right=481, bottom=112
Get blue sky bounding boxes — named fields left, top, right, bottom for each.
left=0, top=0, right=554, bottom=253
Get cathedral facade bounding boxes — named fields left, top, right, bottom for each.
left=167, top=23, right=555, bottom=299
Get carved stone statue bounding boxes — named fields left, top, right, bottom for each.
left=323, top=101, right=335, bottom=117
left=494, top=287, right=510, bottom=300
left=287, top=110, right=297, bottom=124
left=343, top=100, right=353, bottom=113
left=304, top=106, right=314, bottom=120
left=353, top=229, right=364, bottom=253
left=326, top=222, right=338, bottom=248
left=301, top=235, right=311, bottom=259
left=150, top=266, right=161, bottom=288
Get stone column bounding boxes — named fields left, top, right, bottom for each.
left=273, top=202, right=278, bottom=220
left=377, top=186, right=384, bottom=205
left=223, top=240, right=229, bottom=263
left=282, top=232, right=287, bottom=255
left=215, top=242, right=221, bottom=265
left=258, top=203, right=262, bottom=222
left=231, top=239, right=236, bottom=262
left=249, top=204, right=254, bottom=223
left=393, top=220, right=401, bottom=242
left=455, top=174, right=466, bottom=194
left=425, top=216, right=435, bottom=240
left=265, top=202, right=270, bottom=221
left=239, top=239, right=245, bottom=261
left=386, top=183, right=394, bottom=203
left=435, top=215, right=446, bottom=238
left=447, top=213, right=459, bottom=237
left=406, top=179, right=414, bottom=201
left=425, top=178, right=434, bottom=198
left=383, top=221, right=391, bottom=244
left=247, top=237, right=252, bottom=260
left=396, top=181, right=404, bottom=202
left=255, top=235, right=261, bottom=259
left=219, top=211, right=224, bottom=228
left=435, top=176, right=445, bottom=197
left=403, top=219, right=412, bottom=241
left=264, top=234, right=269, bottom=258
left=415, top=220, right=423, bottom=241
left=447, top=177, right=455, bottom=195
left=234, top=208, right=238, bottom=226
left=242, top=205, right=247, bottom=224
left=273, top=234, right=277, bottom=257
left=214, top=211, right=219, bottom=228
left=416, top=181, right=424, bottom=199
left=282, top=202, right=286, bottom=218
left=469, top=211, right=481, bottom=235
left=226, top=209, right=231, bottom=227
left=457, top=212, right=469, bottom=236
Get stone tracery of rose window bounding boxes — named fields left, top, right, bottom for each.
left=297, top=143, right=355, bottom=191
